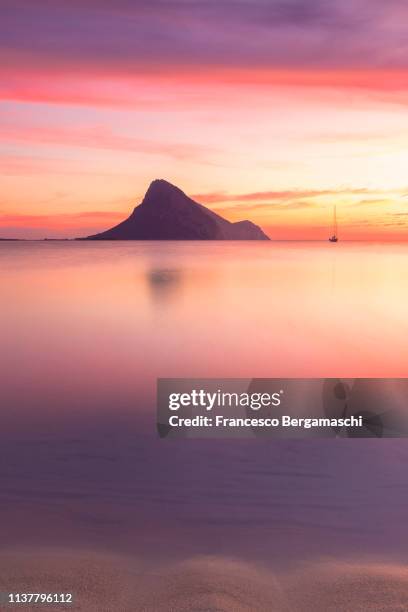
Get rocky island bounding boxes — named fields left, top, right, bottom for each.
left=81, top=179, right=269, bottom=241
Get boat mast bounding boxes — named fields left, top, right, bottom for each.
left=333, top=205, right=338, bottom=237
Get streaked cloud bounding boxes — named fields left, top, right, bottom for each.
left=0, top=210, right=125, bottom=239
left=194, top=188, right=378, bottom=205
left=0, top=210, right=123, bottom=226
left=1, top=124, right=217, bottom=162
left=352, top=198, right=392, bottom=206
left=214, top=200, right=319, bottom=217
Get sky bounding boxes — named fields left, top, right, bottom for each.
left=1, top=0, right=408, bottom=239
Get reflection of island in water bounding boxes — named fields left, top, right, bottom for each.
left=143, top=254, right=220, bottom=306
left=146, top=268, right=183, bottom=304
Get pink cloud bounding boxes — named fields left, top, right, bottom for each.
left=0, top=211, right=125, bottom=239
left=193, top=187, right=376, bottom=205
left=0, top=123, right=217, bottom=162
left=2, top=67, right=408, bottom=111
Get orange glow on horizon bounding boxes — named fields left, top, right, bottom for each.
left=2, top=65, right=408, bottom=240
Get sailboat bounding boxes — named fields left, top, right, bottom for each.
left=329, top=205, right=338, bottom=242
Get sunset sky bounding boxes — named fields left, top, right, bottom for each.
left=2, top=0, right=408, bottom=239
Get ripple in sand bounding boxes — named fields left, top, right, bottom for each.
left=1, top=551, right=408, bottom=611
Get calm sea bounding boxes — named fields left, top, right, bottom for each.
left=1, top=241, right=408, bottom=568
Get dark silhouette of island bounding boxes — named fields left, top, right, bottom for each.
left=81, top=179, right=270, bottom=241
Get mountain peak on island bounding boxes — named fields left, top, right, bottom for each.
left=82, top=179, right=270, bottom=241
left=145, top=178, right=183, bottom=196
left=139, top=179, right=191, bottom=209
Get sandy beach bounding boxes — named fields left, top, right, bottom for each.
left=1, top=550, right=408, bottom=611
